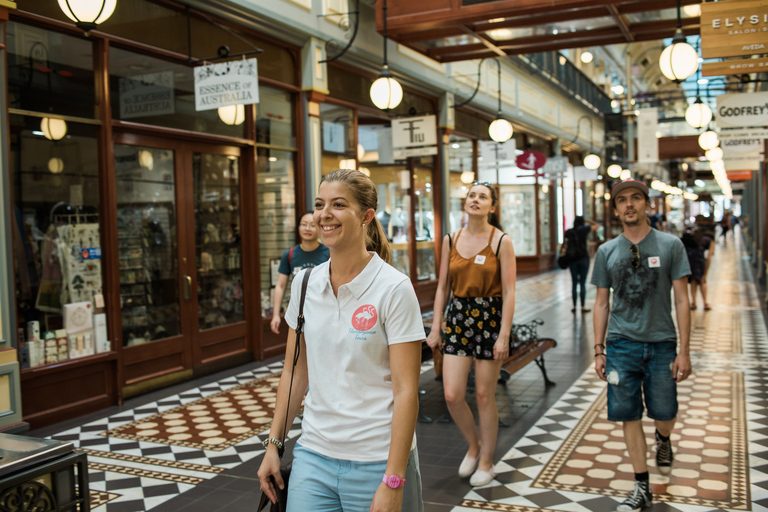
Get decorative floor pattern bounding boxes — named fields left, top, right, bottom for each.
left=101, top=372, right=287, bottom=451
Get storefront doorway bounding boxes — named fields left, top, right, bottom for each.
left=113, top=134, right=247, bottom=386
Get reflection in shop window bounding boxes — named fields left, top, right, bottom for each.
left=500, top=184, right=537, bottom=256
left=539, top=179, right=552, bottom=254
left=447, top=136, right=473, bottom=232
left=414, top=158, right=436, bottom=281
left=320, top=104, right=356, bottom=175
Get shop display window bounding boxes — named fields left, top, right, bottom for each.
left=447, top=136, right=473, bottom=233
left=499, top=185, right=536, bottom=256
left=115, top=145, right=181, bottom=347
left=7, top=22, right=95, bottom=119
left=372, top=164, right=411, bottom=276
left=109, top=47, right=245, bottom=138
left=258, top=148, right=297, bottom=317
left=10, top=114, right=109, bottom=367
left=414, top=158, right=436, bottom=281
left=193, top=154, right=244, bottom=331
left=320, top=104, right=356, bottom=175
left=539, top=179, right=552, bottom=254
left=257, top=88, right=297, bottom=149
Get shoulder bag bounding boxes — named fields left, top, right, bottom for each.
left=257, top=267, right=312, bottom=512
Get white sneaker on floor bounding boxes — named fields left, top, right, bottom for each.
left=458, top=453, right=478, bottom=478
left=469, top=466, right=497, bottom=486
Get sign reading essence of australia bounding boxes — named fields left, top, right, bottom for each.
left=701, top=0, right=768, bottom=59
left=717, top=91, right=768, bottom=128
left=194, top=58, right=259, bottom=112
left=119, top=71, right=175, bottom=119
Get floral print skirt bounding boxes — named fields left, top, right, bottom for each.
left=442, top=296, right=503, bottom=360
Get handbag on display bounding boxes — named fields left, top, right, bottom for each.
left=257, top=268, right=312, bottom=512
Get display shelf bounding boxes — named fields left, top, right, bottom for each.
left=20, top=351, right=118, bottom=380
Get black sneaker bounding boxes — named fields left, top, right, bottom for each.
left=616, top=480, right=652, bottom=512
left=655, top=429, right=673, bottom=475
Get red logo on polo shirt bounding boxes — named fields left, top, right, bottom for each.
left=352, top=305, right=377, bottom=331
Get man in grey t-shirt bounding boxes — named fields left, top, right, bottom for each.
left=591, top=180, right=691, bottom=512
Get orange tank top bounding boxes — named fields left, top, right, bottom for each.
left=449, top=228, right=503, bottom=298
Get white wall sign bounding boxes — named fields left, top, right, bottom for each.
left=716, top=92, right=768, bottom=128
left=637, top=108, right=659, bottom=163
left=119, top=71, right=175, bottom=119
left=194, top=58, right=259, bottom=112
left=479, top=140, right=516, bottom=167
left=391, top=115, right=437, bottom=148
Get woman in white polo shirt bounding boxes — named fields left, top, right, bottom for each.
left=258, top=169, right=425, bottom=512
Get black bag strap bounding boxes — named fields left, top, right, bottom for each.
left=278, top=267, right=312, bottom=458
left=495, top=232, right=507, bottom=258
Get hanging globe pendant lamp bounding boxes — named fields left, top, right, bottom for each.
left=58, top=0, right=117, bottom=32
left=370, top=0, right=403, bottom=110
left=659, top=0, right=698, bottom=82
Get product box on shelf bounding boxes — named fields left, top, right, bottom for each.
left=43, top=331, right=58, bottom=365
left=27, top=321, right=40, bottom=342
left=55, top=329, right=69, bottom=362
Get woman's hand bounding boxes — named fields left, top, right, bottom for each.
left=257, top=447, right=284, bottom=504
left=369, top=484, right=403, bottom=512
left=425, top=327, right=442, bottom=351
left=493, top=337, right=509, bottom=362
left=270, top=315, right=281, bottom=334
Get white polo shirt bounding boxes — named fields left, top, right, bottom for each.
left=285, top=253, right=425, bottom=462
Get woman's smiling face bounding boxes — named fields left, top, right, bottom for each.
left=314, top=181, right=367, bottom=249
left=298, top=213, right=318, bottom=241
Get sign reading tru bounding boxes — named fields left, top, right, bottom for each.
left=701, top=0, right=768, bottom=59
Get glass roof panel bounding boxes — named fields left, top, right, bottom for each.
left=482, top=16, right=617, bottom=41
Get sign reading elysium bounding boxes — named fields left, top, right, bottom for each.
left=119, top=71, right=175, bottom=119
left=194, top=59, right=259, bottom=112
left=716, top=91, right=768, bottom=127
left=701, top=0, right=768, bottom=59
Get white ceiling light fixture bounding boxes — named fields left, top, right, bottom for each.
left=58, top=0, right=117, bottom=32
left=584, top=154, right=601, bottom=170
left=41, top=117, right=67, bottom=141
left=580, top=51, right=594, bottom=64
left=488, top=59, right=513, bottom=143
left=659, top=0, right=699, bottom=82
left=48, top=157, right=64, bottom=174
left=698, top=129, right=719, bottom=150
left=685, top=96, right=713, bottom=128
left=607, top=164, right=622, bottom=178
left=218, top=104, right=245, bottom=125
left=611, top=84, right=625, bottom=95
left=370, top=0, right=403, bottom=111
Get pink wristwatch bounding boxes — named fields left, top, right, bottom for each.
left=382, top=474, right=406, bottom=489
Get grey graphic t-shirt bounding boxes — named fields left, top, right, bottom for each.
left=591, top=230, right=691, bottom=343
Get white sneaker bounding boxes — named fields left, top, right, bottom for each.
left=458, top=453, right=478, bottom=478
left=469, top=467, right=497, bottom=487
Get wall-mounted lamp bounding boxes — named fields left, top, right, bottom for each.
left=370, top=0, right=403, bottom=110
left=659, top=0, right=698, bottom=81
left=218, top=105, right=245, bottom=125
left=41, top=117, right=67, bottom=141
left=58, top=0, right=117, bottom=32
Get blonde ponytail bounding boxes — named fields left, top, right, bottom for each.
left=367, top=217, right=392, bottom=264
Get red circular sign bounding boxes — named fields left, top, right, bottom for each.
left=516, top=150, right=547, bottom=171
left=351, top=305, right=378, bottom=331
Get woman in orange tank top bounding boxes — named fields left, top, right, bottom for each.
left=426, top=182, right=517, bottom=487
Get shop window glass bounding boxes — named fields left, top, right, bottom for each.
left=258, top=88, right=297, bottom=149
left=447, top=136, right=473, bottom=232
left=414, top=158, right=436, bottom=281
left=10, top=114, right=108, bottom=367
left=19, top=0, right=297, bottom=85
left=7, top=22, right=95, bottom=119
left=114, top=145, right=181, bottom=347
left=539, top=179, right=552, bottom=254
left=257, top=148, right=297, bottom=317
left=109, top=46, right=245, bottom=138
left=500, top=185, right=536, bottom=256
left=321, top=104, right=356, bottom=175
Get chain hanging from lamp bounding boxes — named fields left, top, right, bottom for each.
left=58, top=0, right=117, bottom=33
left=370, top=0, right=403, bottom=110
left=659, top=0, right=698, bottom=82
left=488, top=59, right=513, bottom=143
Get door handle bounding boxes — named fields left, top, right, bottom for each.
left=183, top=275, right=192, bottom=301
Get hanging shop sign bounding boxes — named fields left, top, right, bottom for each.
left=194, top=58, right=259, bottom=111
left=726, top=170, right=755, bottom=180
left=516, top=150, right=547, bottom=171
left=722, top=137, right=763, bottom=170
left=718, top=127, right=768, bottom=139
left=702, top=56, right=768, bottom=76
left=119, top=71, right=175, bottom=119
left=637, top=108, right=659, bottom=164
left=574, top=166, right=599, bottom=183
left=701, top=0, right=768, bottom=59
left=391, top=115, right=438, bottom=159
left=478, top=139, right=516, bottom=167
left=541, top=156, right=568, bottom=177
left=716, top=92, right=768, bottom=127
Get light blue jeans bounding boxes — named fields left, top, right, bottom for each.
left=286, top=444, right=423, bottom=512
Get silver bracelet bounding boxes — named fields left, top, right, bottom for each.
left=262, top=438, right=284, bottom=450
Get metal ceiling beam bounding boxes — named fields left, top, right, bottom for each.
left=459, top=24, right=507, bottom=58
left=608, top=4, right=634, bottom=42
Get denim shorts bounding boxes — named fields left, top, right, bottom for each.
left=605, top=338, right=678, bottom=422
left=286, top=443, right=423, bottom=512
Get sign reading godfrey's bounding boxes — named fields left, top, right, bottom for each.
left=716, top=91, right=768, bottom=127
left=194, top=59, right=259, bottom=111
left=391, top=115, right=438, bottom=159
left=701, top=0, right=768, bottom=59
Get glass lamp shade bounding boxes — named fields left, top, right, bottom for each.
left=583, top=153, right=601, bottom=170
left=370, top=68, right=403, bottom=110
left=685, top=100, right=712, bottom=128
left=48, top=157, right=64, bottom=174
left=620, top=169, right=631, bottom=180
left=460, top=171, right=475, bottom=184
left=580, top=51, right=593, bottom=63
left=659, top=34, right=698, bottom=81
left=606, top=164, right=622, bottom=178
left=683, top=3, right=701, bottom=17
left=218, top=104, right=245, bottom=125
left=41, top=117, right=67, bottom=141
left=651, top=180, right=662, bottom=190
left=58, top=0, right=117, bottom=30
left=489, top=117, right=513, bottom=142
left=698, top=130, right=719, bottom=150
left=706, top=147, right=724, bottom=162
